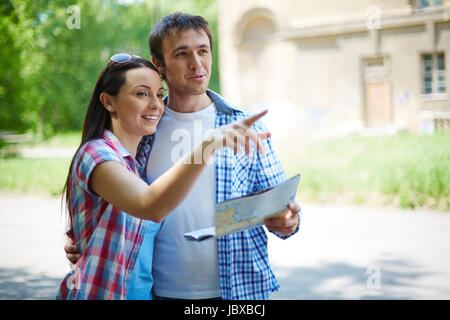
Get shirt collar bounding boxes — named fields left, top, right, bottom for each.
left=103, top=129, right=144, bottom=175
left=102, top=129, right=132, bottom=159
left=162, top=89, right=240, bottom=115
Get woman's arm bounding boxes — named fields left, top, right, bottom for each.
left=89, top=110, right=269, bottom=222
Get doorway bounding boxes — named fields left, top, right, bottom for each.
left=363, top=57, right=392, bottom=127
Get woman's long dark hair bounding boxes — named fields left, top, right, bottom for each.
left=62, top=56, right=159, bottom=236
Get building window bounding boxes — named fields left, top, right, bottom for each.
left=422, top=53, right=446, bottom=95
left=410, top=0, right=443, bottom=11
left=416, top=0, right=443, bottom=9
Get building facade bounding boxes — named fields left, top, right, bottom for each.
left=218, top=0, right=450, bottom=137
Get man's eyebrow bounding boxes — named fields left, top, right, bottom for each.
left=172, top=45, right=188, bottom=54
left=172, top=44, right=210, bottom=54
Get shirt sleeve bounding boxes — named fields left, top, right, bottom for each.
left=253, top=120, right=300, bottom=240
left=75, top=141, right=123, bottom=196
left=252, top=120, right=287, bottom=190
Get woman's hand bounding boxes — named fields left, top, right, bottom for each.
left=202, top=110, right=270, bottom=162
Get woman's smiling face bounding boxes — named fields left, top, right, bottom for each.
left=108, top=67, right=165, bottom=137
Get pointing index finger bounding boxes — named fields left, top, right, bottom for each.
left=241, top=109, right=268, bottom=129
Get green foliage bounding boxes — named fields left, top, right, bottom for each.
left=0, top=0, right=30, bottom=132
left=0, top=0, right=220, bottom=136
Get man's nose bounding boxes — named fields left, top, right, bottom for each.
left=189, top=54, right=201, bottom=70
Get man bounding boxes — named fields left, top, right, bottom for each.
left=66, top=12, right=301, bottom=300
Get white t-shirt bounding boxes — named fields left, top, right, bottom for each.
left=147, top=103, right=221, bottom=299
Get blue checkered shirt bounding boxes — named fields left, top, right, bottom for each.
left=136, top=90, right=300, bottom=299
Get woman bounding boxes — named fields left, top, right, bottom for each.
left=56, top=54, right=268, bottom=299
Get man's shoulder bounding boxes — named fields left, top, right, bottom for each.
left=207, top=90, right=244, bottom=115
left=207, top=90, right=264, bottom=123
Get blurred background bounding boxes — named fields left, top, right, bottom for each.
left=0, top=0, right=449, bottom=299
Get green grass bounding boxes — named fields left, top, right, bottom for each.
left=0, top=130, right=449, bottom=211
left=278, top=131, right=450, bottom=211
left=0, top=131, right=80, bottom=196
left=0, top=157, right=72, bottom=196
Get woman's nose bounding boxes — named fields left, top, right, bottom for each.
left=147, top=95, right=163, bottom=110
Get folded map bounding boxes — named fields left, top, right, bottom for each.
left=184, top=174, right=301, bottom=241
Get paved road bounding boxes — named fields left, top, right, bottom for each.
left=0, top=196, right=449, bottom=299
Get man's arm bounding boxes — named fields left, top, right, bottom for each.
left=252, top=120, right=301, bottom=239
left=64, top=233, right=81, bottom=266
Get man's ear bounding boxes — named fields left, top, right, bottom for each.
left=152, top=56, right=165, bottom=75
left=99, top=92, right=115, bottom=113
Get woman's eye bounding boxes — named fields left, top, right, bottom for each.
left=176, top=52, right=186, bottom=57
left=137, top=92, right=148, bottom=97
left=157, top=94, right=164, bottom=99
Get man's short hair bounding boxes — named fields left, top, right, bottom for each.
left=149, top=12, right=214, bottom=67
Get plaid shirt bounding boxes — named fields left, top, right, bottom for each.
left=56, top=130, right=146, bottom=300
left=136, top=90, right=299, bottom=300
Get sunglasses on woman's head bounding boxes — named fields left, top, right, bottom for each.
left=106, top=53, right=158, bottom=75
left=110, top=53, right=142, bottom=63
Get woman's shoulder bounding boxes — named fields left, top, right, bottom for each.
left=71, top=136, right=125, bottom=191
left=76, top=137, right=122, bottom=167
left=79, top=137, right=107, bottom=151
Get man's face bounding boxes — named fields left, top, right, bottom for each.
left=159, top=28, right=212, bottom=96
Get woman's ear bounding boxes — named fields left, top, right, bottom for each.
left=99, top=92, right=115, bottom=113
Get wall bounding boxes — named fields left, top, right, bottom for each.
left=218, top=0, right=450, bottom=137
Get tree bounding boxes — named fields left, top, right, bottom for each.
left=0, top=0, right=31, bottom=132
left=0, top=0, right=220, bottom=136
